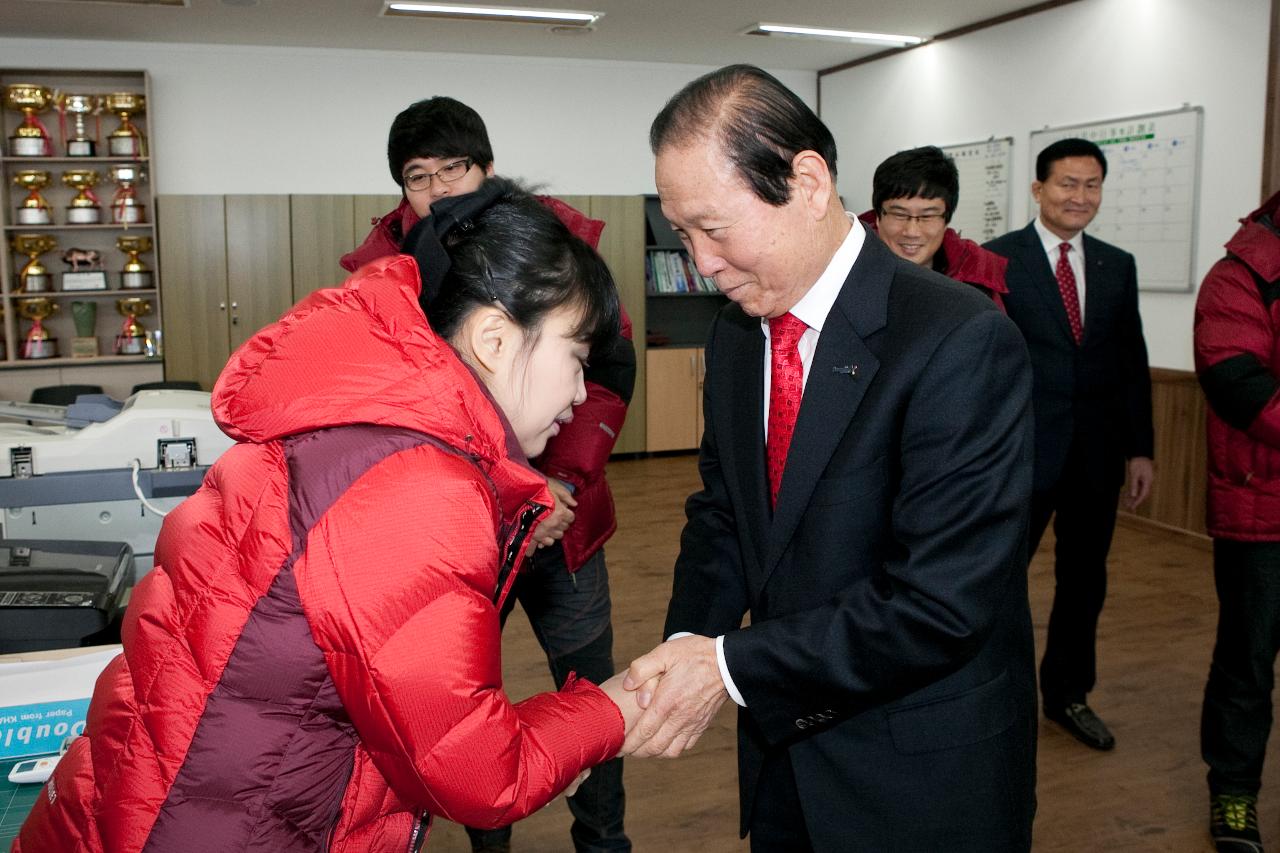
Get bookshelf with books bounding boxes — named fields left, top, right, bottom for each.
left=643, top=195, right=726, bottom=349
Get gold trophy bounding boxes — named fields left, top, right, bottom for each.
left=116, top=235, right=153, bottom=289
left=18, top=297, right=59, bottom=359
left=13, top=170, right=53, bottom=225
left=103, top=92, right=146, bottom=157
left=4, top=83, right=54, bottom=157
left=58, top=93, right=101, bottom=157
left=10, top=234, right=58, bottom=293
left=114, top=297, right=152, bottom=355
left=107, top=164, right=147, bottom=224
left=62, top=169, right=103, bottom=224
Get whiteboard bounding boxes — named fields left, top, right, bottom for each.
left=941, top=137, right=1014, bottom=244
left=1029, top=107, right=1203, bottom=292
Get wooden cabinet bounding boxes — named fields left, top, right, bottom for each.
left=645, top=346, right=704, bottom=452
left=1, top=68, right=163, bottom=395
left=157, top=195, right=293, bottom=392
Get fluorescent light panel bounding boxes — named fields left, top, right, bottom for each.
left=746, top=23, right=923, bottom=48
left=384, top=2, right=601, bottom=26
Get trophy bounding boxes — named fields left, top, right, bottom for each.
left=18, top=297, right=58, bottom=359
left=13, top=170, right=53, bottom=225
left=107, top=164, right=147, bottom=224
left=61, top=246, right=108, bottom=291
left=70, top=301, right=98, bottom=357
left=62, top=169, right=103, bottom=224
left=114, top=297, right=152, bottom=355
left=116, top=235, right=153, bottom=289
left=103, top=92, right=146, bottom=157
left=11, top=234, right=58, bottom=293
left=4, top=83, right=54, bottom=157
left=58, top=93, right=101, bottom=157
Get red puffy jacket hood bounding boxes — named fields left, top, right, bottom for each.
left=214, top=252, right=545, bottom=522
left=1224, top=189, right=1280, bottom=284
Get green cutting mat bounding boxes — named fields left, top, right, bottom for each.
left=0, top=757, right=44, bottom=849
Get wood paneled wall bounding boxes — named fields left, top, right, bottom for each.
left=1122, top=367, right=1208, bottom=539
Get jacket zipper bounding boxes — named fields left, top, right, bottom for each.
left=493, top=502, right=546, bottom=604
left=405, top=811, right=431, bottom=852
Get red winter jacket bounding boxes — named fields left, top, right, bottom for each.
left=15, top=254, right=624, bottom=853
left=1193, top=191, right=1280, bottom=541
left=342, top=196, right=634, bottom=571
left=858, top=210, right=1009, bottom=311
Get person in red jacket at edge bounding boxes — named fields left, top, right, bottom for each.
left=341, top=97, right=636, bottom=853
left=857, top=145, right=1009, bottom=309
left=15, top=178, right=643, bottom=853
left=1195, top=188, right=1280, bottom=853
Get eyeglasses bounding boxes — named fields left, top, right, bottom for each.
left=879, top=209, right=946, bottom=226
left=403, top=157, right=474, bottom=192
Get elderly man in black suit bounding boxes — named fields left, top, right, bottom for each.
left=985, top=138, right=1155, bottom=752
left=620, top=65, right=1038, bottom=853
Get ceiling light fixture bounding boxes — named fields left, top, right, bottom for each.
left=384, top=2, right=601, bottom=27
left=744, top=23, right=923, bottom=48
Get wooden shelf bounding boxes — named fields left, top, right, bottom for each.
left=0, top=355, right=162, bottom=370
left=5, top=223, right=153, bottom=232
left=1, top=156, right=150, bottom=165
left=5, top=289, right=157, bottom=300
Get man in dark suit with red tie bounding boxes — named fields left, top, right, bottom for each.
left=620, top=65, right=1038, bottom=852
left=985, top=138, right=1155, bottom=752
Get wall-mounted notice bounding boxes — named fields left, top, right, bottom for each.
left=941, top=137, right=1014, bottom=244
left=1030, top=107, right=1203, bottom=292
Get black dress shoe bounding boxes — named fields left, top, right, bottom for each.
left=1045, top=702, right=1115, bottom=750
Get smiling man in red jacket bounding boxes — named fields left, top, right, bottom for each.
left=342, top=96, right=635, bottom=853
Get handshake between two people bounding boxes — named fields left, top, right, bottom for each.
left=597, top=633, right=730, bottom=760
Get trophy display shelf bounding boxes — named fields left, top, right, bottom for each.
left=2, top=289, right=156, bottom=301
left=1, top=155, right=150, bottom=164
left=4, top=223, right=155, bottom=232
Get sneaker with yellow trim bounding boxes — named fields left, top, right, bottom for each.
left=1210, top=793, right=1263, bottom=852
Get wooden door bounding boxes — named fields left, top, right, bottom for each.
left=155, top=195, right=230, bottom=391
left=225, top=195, right=294, bottom=351
left=290, top=195, right=354, bottom=301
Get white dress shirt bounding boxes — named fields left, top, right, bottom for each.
left=1034, top=217, right=1087, bottom=325
left=671, top=215, right=867, bottom=708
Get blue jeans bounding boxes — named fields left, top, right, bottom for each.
left=466, top=546, right=629, bottom=852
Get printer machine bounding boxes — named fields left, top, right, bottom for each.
left=0, top=390, right=235, bottom=571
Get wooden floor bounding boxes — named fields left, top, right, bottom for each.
left=427, top=454, right=1276, bottom=851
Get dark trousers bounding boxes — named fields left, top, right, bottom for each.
left=748, top=748, right=812, bottom=852
left=466, top=546, right=629, bottom=852
left=1029, top=451, right=1121, bottom=708
left=1201, top=539, right=1280, bottom=797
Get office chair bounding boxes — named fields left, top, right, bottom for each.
left=29, top=384, right=104, bottom=407
left=131, top=380, right=201, bottom=394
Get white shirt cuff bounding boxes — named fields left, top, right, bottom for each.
left=665, top=632, right=746, bottom=707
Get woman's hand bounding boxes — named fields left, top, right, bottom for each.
left=525, top=478, right=577, bottom=555
left=598, top=671, right=645, bottom=754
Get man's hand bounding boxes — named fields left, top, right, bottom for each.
left=620, top=635, right=728, bottom=758
left=526, top=478, right=576, bottom=555
left=1124, top=456, right=1154, bottom=510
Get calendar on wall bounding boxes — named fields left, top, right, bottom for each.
left=1030, top=107, right=1203, bottom=292
left=940, top=137, right=1013, bottom=245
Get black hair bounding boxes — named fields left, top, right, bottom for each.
left=424, top=178, right=620, bottom=355
left=649, top=64, right=837, bottom=207
left=1035, top=137, right=1108, bottom=182
left=872, top=146, right=959, bottom=223
left=386, top=96, right=495, bottom=188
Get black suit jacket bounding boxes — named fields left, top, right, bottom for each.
left=985, top=222, right=1154, bottom=491
left=664, top=233, right=1037, bottom=852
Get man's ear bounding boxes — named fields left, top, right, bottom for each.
left=484, top=161, right=496, bottom=178
left=790, top=150, right=835, bottom=219
left=1031, top=181, right=1044, bottom=205
left=462, top=305, right=516, bottom=375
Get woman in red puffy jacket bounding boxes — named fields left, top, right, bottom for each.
left=15, top=179, right=638, bottom=853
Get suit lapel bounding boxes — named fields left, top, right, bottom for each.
left=758, top=235, right=889, bottom=591
left=1081, top=234, right=1110, bottom=345
left=1015, top=223, right=1077, bottom=343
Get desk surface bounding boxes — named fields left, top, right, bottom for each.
left=0, top=757, right=40, bottom=849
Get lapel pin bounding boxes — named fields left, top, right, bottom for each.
left=832, top=364, right=858, bottom=377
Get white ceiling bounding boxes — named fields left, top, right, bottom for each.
left=1, top=0, right=1047, bottom=72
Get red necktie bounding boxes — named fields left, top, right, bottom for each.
left=766, top=313, right=807, bottom=508
left=1055, top=242, right=1083, bottom=345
